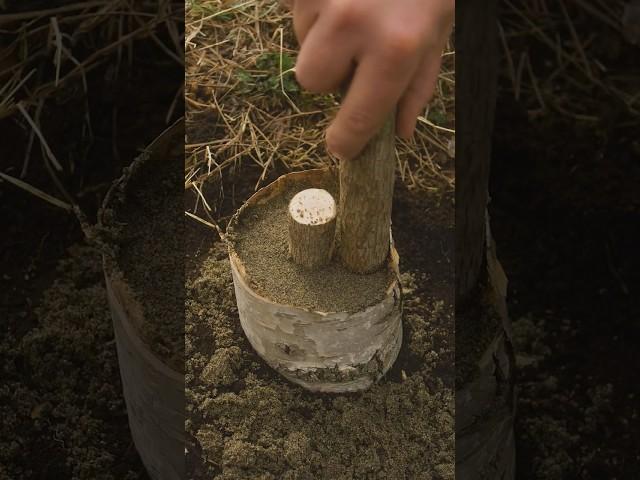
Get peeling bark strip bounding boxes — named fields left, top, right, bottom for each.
left=288, top=188, right=336, bottom=269
left=338, top=115, right=396, bottom=274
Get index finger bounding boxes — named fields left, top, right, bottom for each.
left=326, top=50, right=418, bottom=160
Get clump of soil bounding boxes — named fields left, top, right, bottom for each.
left=112, top=147, right=184, bottom=372
left=231, top=179, right=392, bottom=313
left=186, top=180, right=454, bottom=479
left=0, top=245, right=147, bottom=479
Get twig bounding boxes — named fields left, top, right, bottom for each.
left=20, top=98, right=44, bottom=178
left=0, top=68, right=36, bottom=111
left=185, top=210, right=225, bottom=241
left=16, top=102, right=63, bottom=171
left=0, top=1, right=109, bottom=25
left=559, top=0, right=593, bottom=80
left=0, top=171, right=72, bottom=211
left=278, top=26, right=300, bottom=114
left=417, top=116, right=455, bottom=133
left=50, top=17, right=63, bottom=86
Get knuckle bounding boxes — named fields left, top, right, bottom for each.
left=381, top=27, right=422, bottom=60
left=342, top=108, right=375, bottom=136
left=331, top=0, right=364, bottom=29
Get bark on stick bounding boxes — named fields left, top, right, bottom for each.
left=338, top=116, right=396, bottom=273
left=288, top=188, right=337, bottom=269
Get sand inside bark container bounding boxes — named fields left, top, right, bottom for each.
left=226, top=167, right=403, bottom=393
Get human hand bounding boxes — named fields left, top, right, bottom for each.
left=290, top=0, right=454, bottom=160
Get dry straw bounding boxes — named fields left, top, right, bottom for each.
left=185, top=0, right=456, bottom=222
left=499, top=0, right=639, bottom=121
left=0, top=0, right=183, bottom=214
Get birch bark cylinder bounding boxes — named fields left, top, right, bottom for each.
left=99, top=119, right=185, bottom=480
left=227, top=168, right=403, bottom=393
left=288, top=188, right=337, bottom=269
left=338, top=115, right=396, bottom=274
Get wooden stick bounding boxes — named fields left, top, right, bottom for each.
left=338, top=115, right=396, bottom=273
left=288, top=188, right=337, bottom=269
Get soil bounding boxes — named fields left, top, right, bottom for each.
left=0, top=244, right=148, bottom=480
left=112, top=140, right=185, bottom=373
left=491, top=73, right=640, bottom=479
left=231, top=177, right=393, bottom=313
left=185, top=165, right=455, bottom=480
left=0, top=8, right=182, bottom=477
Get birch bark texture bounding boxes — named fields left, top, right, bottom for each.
left=338, top=115, right=396, bottom=274
left=227, top=169, right=403, bottom=393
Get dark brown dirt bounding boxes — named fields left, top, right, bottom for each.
left=231, top=178, right=392, bottom=313
left=1, top=8, right=182, bottom=476
left=491, top=33, right=640, bottom=480
left=114, top=146, right=185, bottom=373
left=186, top=166, right=455, bottom=480
left=0, top=245, right=148, bottom=480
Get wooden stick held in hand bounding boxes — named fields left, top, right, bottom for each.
left=338, top=115, right=396, bottom=274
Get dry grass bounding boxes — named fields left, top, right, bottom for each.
left=498, top=0, right=639, bottom=122
left=185, top=0, right=455, bottom=216
left=0, top=0, right=183, bottom=212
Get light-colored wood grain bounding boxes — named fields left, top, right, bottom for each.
left=338, top=116, right=396, bottom=274
left=288, top=188, right=336, bottom=269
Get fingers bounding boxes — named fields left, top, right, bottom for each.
left=295, top=14, right=356, bottom=93
left=326, top=50, right=419, bottom=160
left=292, top=1, right=320, bottom=45
left=396, top=51, right=442, bottom=139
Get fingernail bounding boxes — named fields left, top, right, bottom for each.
left=325, top=129, right=345, bottom=161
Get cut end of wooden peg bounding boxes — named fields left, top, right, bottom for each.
left=288, top=188, right=336, bottom=226
left=288, top=188, right=337, bottom=269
